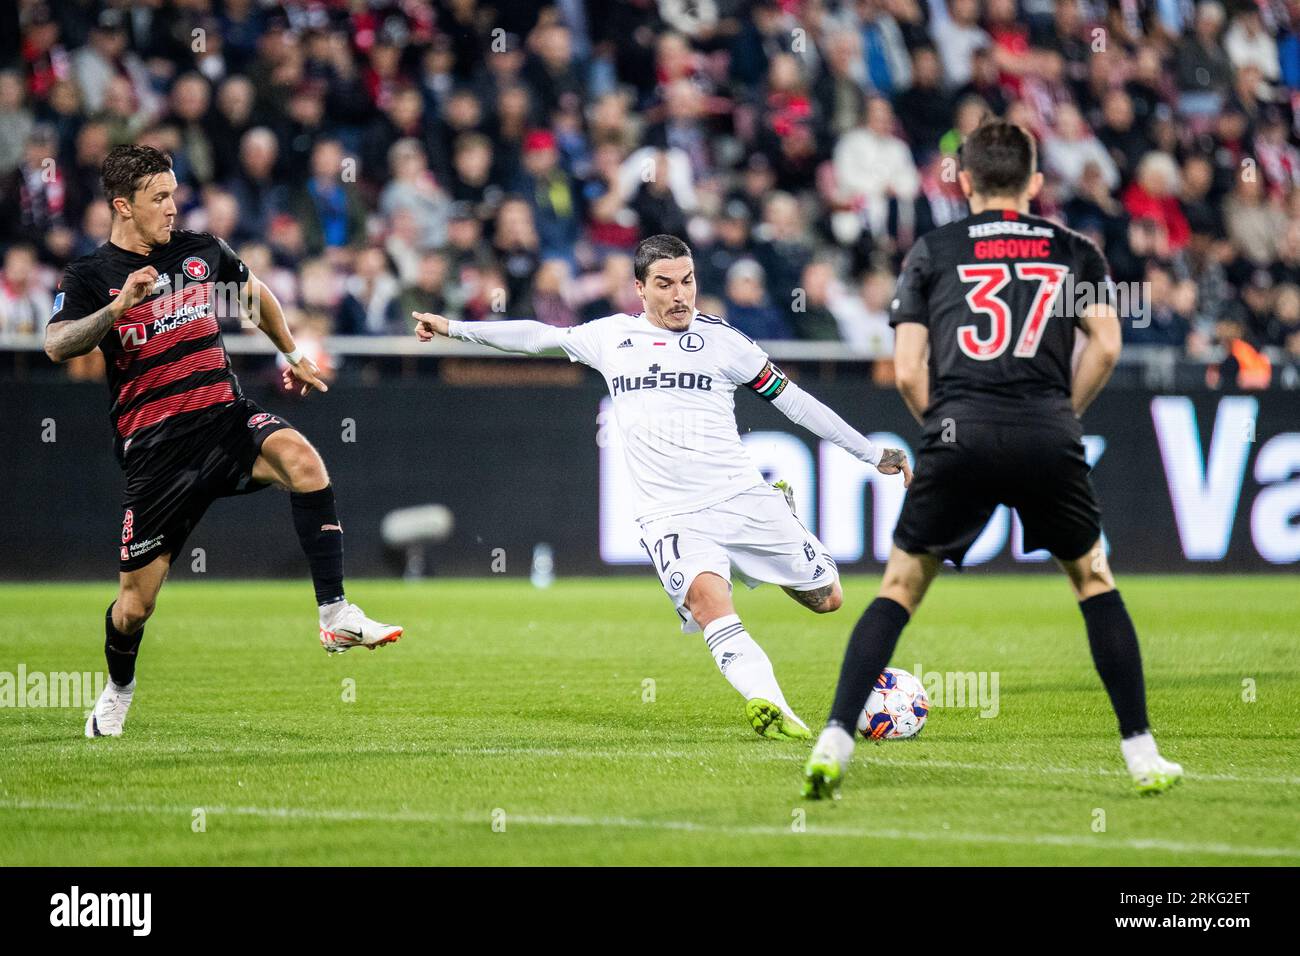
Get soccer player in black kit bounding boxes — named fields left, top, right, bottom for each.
left=44, top=145, right=402, bottom=739
left=802, top=121, right=1182, bottom=798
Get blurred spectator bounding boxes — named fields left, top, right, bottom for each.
left=515, top=128, right=580, bottom=259
left=1208, top=314, right=1272, bottom=389
left=398, top=250, right=461, bottom=323
left=1123, top=153, right=1191, bottom=255
left=0, top=245, right=52, bottom=335
left=1096, top=90, right=1151, bottom=187
left=833, top=95, right=919, bottom=243
left=380, top=138, right=450, bottom=250
left=164, top=73, right=218, bottom=188
left=790, top=261, right=844, bottom=341
left=337, top=247, right=401, bottom=335
left=1176, top=2, right=1234, bottom=107
left=532, top=259, right=580, bottom=327
left=754, top=192, right=813, bottom=311
left=210, top=76, right=258, bottom=184
left=932, top=0, right=989, bottom=89
left=1043, top=103, right=1119, bottom=199
left=1, top=0, right=1297, bottom=365
left=289, top=139, right=367, bottom=255
left=71, top=11, right=138, bottom=116
left=1223, top=8, right=1280, bottom=81
left=0, top=125, right=67, bottom=255
left=723, top=259, right=792, bottom=340
left=1224, top=174, right=1288, bottom=266
left=830, top=269, right=896, bottom=355
left=225, top=128, right=287, bottom=246
left=627, top=148, right=690, bottom=240
left=1263, top=282, right=1300, bottom=348
left=0, top=70, right=34, bottom=176
left=813, top=31, right=867, bottom=140
left=893, top=46, right=955, bottom=164
left=1126, top=262, right=1192, bottom=348
left=493, top=197, right=542, bottom=312
left=575, top=253, right=641, bottom=322
left=696, top=200, right=756, bottom=293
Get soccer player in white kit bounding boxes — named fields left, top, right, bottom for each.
left=414, top=235, right=911, bottom=739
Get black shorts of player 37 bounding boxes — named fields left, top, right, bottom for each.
left=118, top=398, right=292, bottom=571
left=892, top=411, right=1102, bottom=568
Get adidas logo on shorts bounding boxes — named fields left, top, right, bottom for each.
left=812, top=565, right=826, bottom=579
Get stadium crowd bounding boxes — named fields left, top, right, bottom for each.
left=2, top=0, right=1300, bottom=385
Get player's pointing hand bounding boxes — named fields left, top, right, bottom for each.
left=282, top=355, right=329, bottom=396
left=413, top=312, right=450, bottom=341
left=877, top=447, right=913, bottom=487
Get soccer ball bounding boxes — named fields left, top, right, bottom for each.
left=857, top=667, right=929, bottom=740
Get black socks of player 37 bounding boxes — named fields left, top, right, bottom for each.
left=827, top=597, right=912, bottom=731
left=290, top=485, right=345, bottom=607
left=104, top=603, right=142, bottom=687
left=1079, top=589, right=1150, bottom=738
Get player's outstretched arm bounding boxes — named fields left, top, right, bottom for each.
left=245, top=276, right=328, bottom=396
left=44, top=266, right=156, bottom=363
left=1072, top=303, right=1121, bottom=416
left=771, top=380, right=912, bottom=486
left=412, top=312, right=567, bottom=355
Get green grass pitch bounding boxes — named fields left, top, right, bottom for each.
left=1, top=575, right=1296, bottom=866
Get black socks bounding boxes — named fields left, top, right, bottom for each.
left=828, top=597, right=912, bottom=730
left=104, top=603, right=142, bottom=687
left=1079, top=589, right=1150, bottom=738
left=290, top=485, right=345, bottom=607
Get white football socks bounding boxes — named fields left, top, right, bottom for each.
left=702, top=614, right=798, bottom=718
left=814, top=724, right=856, bottom=765
left=1120, top=730, right=1160, bottom=772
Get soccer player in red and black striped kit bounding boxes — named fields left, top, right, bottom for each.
left=802, top=120, right=1183, bottom=798
left=45, top=145, right=402, bottom=738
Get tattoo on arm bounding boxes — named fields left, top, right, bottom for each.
left=787, top=583, right=837, bottom=611
left=878, top=448, right=907, bottom=471
left=45, top=305, right=117, bottom=362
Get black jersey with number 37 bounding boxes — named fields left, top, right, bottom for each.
left=889, top=209, right=1113, bottom=420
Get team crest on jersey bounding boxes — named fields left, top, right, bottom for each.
left=247, top=413, right=280, bottom=429
left=182, top=256, right=210, bottom=281
left=678, top=332, right=704, bottom=352
left=669, top=571, right=684, bottom=590
left=118, top=322, right=148, bottom=350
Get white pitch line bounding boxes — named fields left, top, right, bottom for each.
left=9, top=740, right=1296, bottom=786
left=0, top=797, right=1296, bottom=860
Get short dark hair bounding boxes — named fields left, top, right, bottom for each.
left=634, top=234, right=692, bottom=282
left=959, top=120, right=1036, bottom=197
left=101, top=144, right=174, bottom=209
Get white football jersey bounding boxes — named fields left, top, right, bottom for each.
left=558, top=310, right=788, bottom=524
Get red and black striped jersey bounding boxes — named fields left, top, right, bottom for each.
left=50, top=230, right=250, bottom=463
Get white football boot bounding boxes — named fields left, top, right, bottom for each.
left=319, top=602, right=403, bottom=654
left=1130, top=754, right=1184, bottom=795
left=85, top=680, right=135, bottom=738
left=1123, top=732, right=1183, bottom=795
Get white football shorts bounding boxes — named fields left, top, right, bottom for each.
left=637, top=483, right=839, bottom=633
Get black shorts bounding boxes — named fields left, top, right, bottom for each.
left=118, top=399, right=294, bottom=571
left=892, top=413, right=1102, bottom=568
